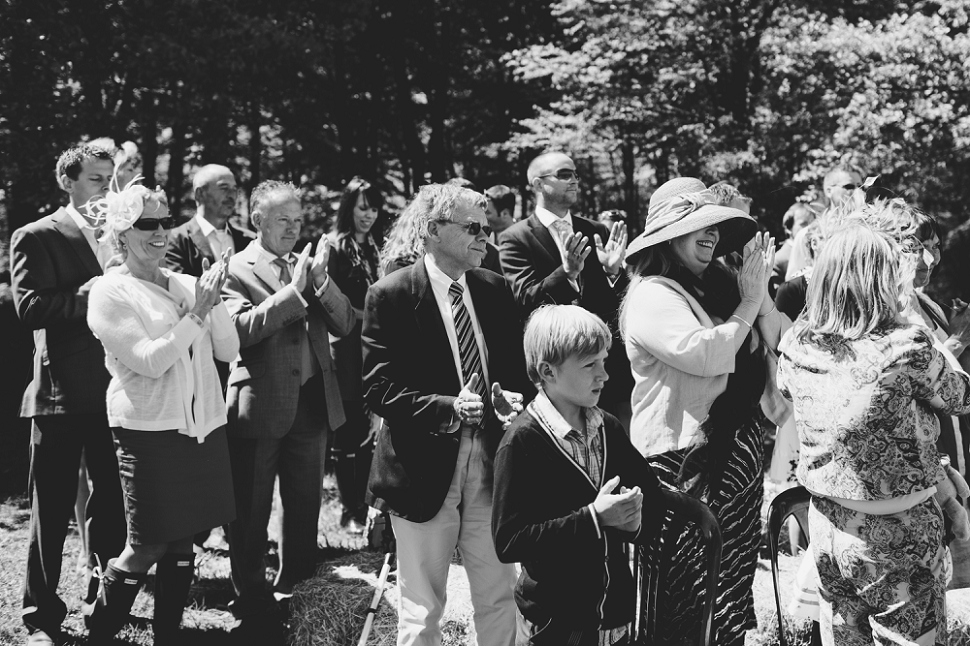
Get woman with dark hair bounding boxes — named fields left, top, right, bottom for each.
left=620, top=177, right=790, bottom=646
left=326, top=177, right=384, bottom=532
left=83, top=177, right=237, bottom=644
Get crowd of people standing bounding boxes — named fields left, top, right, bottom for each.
left=8, top=139, right=970, bottom=646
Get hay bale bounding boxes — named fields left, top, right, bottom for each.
left=290, top=551, right=397, bottom=646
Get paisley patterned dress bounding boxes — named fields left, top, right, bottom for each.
left=777, top=323, right=970, bottom=645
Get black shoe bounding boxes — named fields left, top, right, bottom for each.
left=84, top=560, right=146, bottom=640
left=152, top=553, right=195, bottom=646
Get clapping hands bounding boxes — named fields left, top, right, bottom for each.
left=491, top=382, right=524, bottom=428
left=193, top=250, right=231, bottom=318
left=592, top=475, right=642, bottom=532
left=594, top=222, right=628, bottom=277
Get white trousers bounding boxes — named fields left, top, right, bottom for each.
left=391, top=429, right=517, bottom=646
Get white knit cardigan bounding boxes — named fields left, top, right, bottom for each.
left=87, top=268, right=239, bottom=442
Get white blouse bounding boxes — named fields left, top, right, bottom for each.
left=87, top=268, right=239, bottom=442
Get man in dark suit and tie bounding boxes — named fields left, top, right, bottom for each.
left=363, top=183, right=530, bottom=646
left=10, top=144, right=126, bottom=646
left=166, top=164, right=255, bottom=277
left=222, top=180, right=354, bottom=639
left=499, top=152, right=632, bottom=422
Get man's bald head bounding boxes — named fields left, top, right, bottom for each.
left=527, top=152, right=574, bottom=184
left=192, top=164, right=238, bottom=226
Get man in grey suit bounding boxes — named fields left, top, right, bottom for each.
left=222, top=180, right=354, bottom=640
left=11, top=144, right=126, bottom=645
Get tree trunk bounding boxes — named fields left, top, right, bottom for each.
left=622, top=139, right=639, bottom=235
left=166, top=120, right=188, bottom=218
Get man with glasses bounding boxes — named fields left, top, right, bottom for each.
left=821, top=164, right=864, bottom=210
left=362, top=183, right=530, bottom=646
left=11, top=144, right=127, bottom=646
left=166, top=164, right=255, bottom=278
left=499, top=151, right=632, bottom=422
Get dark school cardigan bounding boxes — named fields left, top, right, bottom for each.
left=491, top=407, right=664, bottom=630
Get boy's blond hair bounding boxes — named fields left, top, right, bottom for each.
left=523, top=305, right=612, bottom=386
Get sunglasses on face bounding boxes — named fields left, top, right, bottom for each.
left=440, top=220, right=493, bottom=237
left=538, top=169, right=578, bottom=182
left=838, top=183, right=858, bottom=191
left=130, top=216, right=178, bottom=231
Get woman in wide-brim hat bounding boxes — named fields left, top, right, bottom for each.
left=620, top=177, right=790, bottom=646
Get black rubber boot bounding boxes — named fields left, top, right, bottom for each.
left=152, top=553, right=195, bottom=645
left=84, top=560, right=146, bottom=640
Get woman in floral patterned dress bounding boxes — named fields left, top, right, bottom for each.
left=777, top=219, right=970, bottom=645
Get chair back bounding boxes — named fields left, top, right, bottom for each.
left=767, top=485, right=812, bottom=646
left=636, top=489, right=722, bottom=646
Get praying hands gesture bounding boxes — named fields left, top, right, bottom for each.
left=594, top=221, right=628, bottom=277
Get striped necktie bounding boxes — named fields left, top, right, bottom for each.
left=449, top=281, right=490, bottom=426
left=274, top=257, right=292, bottom=285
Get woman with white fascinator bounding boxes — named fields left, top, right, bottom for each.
left=620, top=177, right=791, bottom=646
left=82, top=175, right=238, bottom=644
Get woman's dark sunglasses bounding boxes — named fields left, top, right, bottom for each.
left=440, top=220, right=493, bottom=237
left=130, top=216, right=178, bottom=231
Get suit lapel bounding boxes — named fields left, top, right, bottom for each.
left=188, top=220, right=215, bottom=260
left=53, top=209, right=101, bottom=277
left=253, top=255, right=285, bottom=293
left=526, top=214, right=561, bottom=266
left=411, top=258, right=462, bottom=390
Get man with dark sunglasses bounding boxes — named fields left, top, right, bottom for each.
left=499, top=151, right=633, bottom=424
left=821, top=164, right=864, bottom=210
left=362, top=182, right=532, bottom=646
left=10, top=144, right=127, bottom=646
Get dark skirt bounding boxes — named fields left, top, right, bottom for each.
left=637, top=416, right=764, bottom=646
left=113, top=426, right=235, bottom=545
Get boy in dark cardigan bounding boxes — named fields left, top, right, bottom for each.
left=492, top=305, right=664, bottom=646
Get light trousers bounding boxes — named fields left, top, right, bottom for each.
left=391, top=428, right=516, bottom=646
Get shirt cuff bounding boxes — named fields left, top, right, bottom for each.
left=314, top=274, right=331, bottom=299
left=588, top=503, right=602, bottom=539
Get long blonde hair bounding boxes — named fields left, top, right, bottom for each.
left=799, top=220, right=901, bottom=340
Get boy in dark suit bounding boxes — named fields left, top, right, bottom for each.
left=492, top=305, right=663, bottom=646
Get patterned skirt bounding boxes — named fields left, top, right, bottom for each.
left=637, top=417, right=764, bottom=646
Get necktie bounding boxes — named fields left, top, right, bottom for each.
left=552, top=218, right=570, bottom=247
left=274, top=257, right=292, bottom=285
left=274, top=257, right=318, bottom=383
left=449, top=281, right=490, bottom=426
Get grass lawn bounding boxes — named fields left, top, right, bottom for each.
left=4, top=477, right=970, bottom=645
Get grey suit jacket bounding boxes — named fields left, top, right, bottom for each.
left=223, top=240, right=355, bottom=439
left=10, top=207, right=110, bottom=416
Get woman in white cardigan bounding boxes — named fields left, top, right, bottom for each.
left=620, top=177, right=789, bottom=646
left=83, top=179, right=239, bottom=645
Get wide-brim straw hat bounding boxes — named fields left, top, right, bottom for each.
left=625, top=177, right=756, bottom=265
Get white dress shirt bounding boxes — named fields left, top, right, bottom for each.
left=423, top=254, right=491, bottom=389
left=535, top=206, right=581, bottom=291
left=194, top=213, right=235, bottom=259
left=66, top=203, right=111, bottom=269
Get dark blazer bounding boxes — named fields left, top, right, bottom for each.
left=499, top=213, right=632, bottom=411
left=10, top=208, right=110, bottom=416
left=362, top=258, right=531, bottom=522
left=166, top=217, right=255, bottom=277
left=482, top=242, right=503, bottom=275
left=492, top=408, right=662, bottom=630
left=223, top=240, right=355, bottom=438
left=499, top=213, right=627, bottom=323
